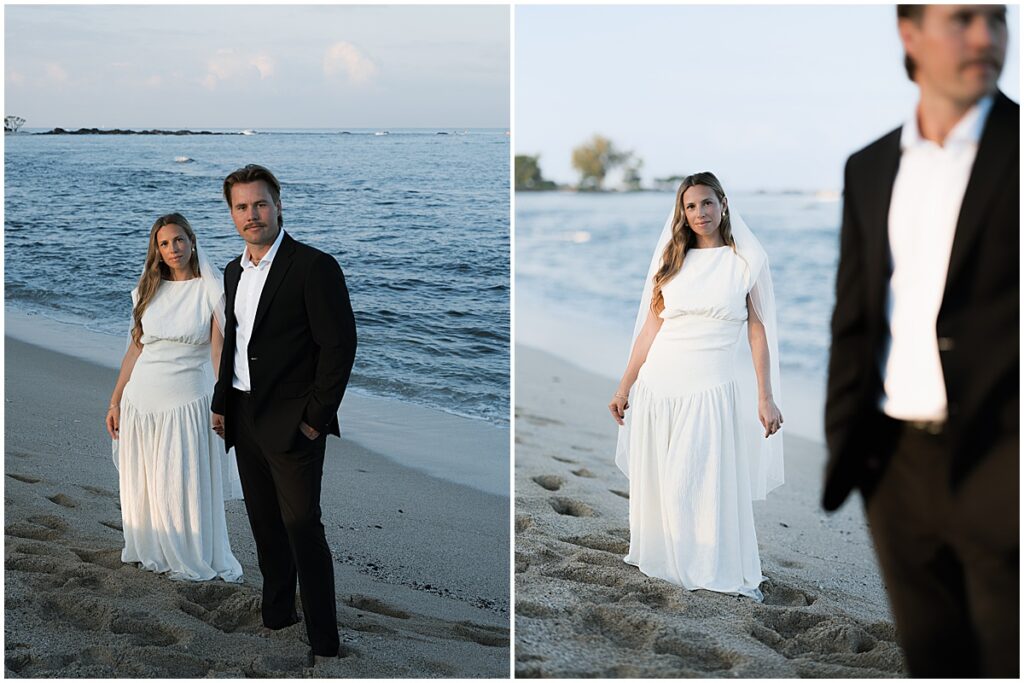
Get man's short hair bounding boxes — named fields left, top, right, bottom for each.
left=897, top=5, right=926, bottom=81
left=223, top=164, right=284, bottom=226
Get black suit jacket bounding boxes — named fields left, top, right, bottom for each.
left=212, top=232, right=357, bottom=454
left=823, top=91, right=1019, bottom=511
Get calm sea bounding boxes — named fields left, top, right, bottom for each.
left=515, top=191, right=842, bottom=383
left=4, top=129, right=510, bottom=425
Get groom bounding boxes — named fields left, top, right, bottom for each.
left=211, top=164, right=357, bottom=662
left=824, top=5, right=1017, bottom=677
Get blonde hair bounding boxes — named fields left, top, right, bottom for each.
left=131, top=213, right=199, bottom=345
left=651, top=172, right=734, bottom=315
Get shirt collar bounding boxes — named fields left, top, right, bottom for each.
left=901, top=94, right=994, bottom=151
left=241, top=228, right=286, bottom=270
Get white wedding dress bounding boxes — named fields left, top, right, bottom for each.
left=114, top=278, right=243, bottom=582
left=624, top=245, right=765, bottom=600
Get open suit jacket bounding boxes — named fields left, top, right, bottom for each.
left=212, top=231, right=357, bottom=454
left=823, top=90, right=1019, bottom=511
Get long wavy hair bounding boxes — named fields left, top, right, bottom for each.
left=651, top=172, right=735, bottom=315
left=131, top=213, right=199, bottom=346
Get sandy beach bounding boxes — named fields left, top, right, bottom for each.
left=514, top=344, right=904, bottom=678
left=4, top=322, right=510, bottom=678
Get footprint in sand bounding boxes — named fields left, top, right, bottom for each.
left=344, top=595, right=411, bottom=619
left=449, top=621, right=510, bottom=648
left=549, top=497, right=596, bottom=518
left=79, top=485, right=118, bottom=498
left=515, top=600, right=558, bottom=619
left=531, top=475, right=563, bottom=491
left=514, top=515, right=533, bottom=533
left=40, top=592, right=117, bottom=631
left=109, top=611, right=182, bottom=646
left=551, top=456, right=578, bottom=464
left=5, top=553, right=63, bottom=576
left=6, top=515, right=68, bottom=541
left=571, top=468, right=597, bottom=478
left=752, top=607, right=903, bottom=673
left=47, top=493, right=78, bottom=508
left=578, top=603, right=657, bottom=648
left=176, top=583, right=260, bottom=633
left=574, top=551, right=626, bottom=568
left=760, top=578, right=817, bottom=606
left=652, top=632, right=738, bottom=673
left=521, top=414, right=565, bottom=427
left=352, top=621, right=397, bottom=635
left=609, top=489, right=629, bottom=499
left=570, top=445, right=594, bottom=452
left=561, top=534, right=630, bottom=555
left=7, top=473, right=41, bottom=484
left=100, top=520, right=123, bottom=532
left=5, top=649, right=31, bottom=674
left=140, top=651, right=211, bottom=677
left=72, top=547, right=124, bottom=570
left=543, top=563, right=624, bottom=589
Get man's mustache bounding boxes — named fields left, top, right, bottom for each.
left=961, top=55, right=1003, bottom=72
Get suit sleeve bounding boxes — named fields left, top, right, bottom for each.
left=825, top=157, right=870, bottom=462
left=211, top=267, right=232, bottom=416
left=303, top=252, right=357, bottom=431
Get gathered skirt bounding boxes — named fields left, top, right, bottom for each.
left=115, top=385, right=242, bottom=583
left=624, top=334, right=764, bottom=600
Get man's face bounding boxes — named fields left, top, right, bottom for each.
left=899, top=5, right=1007, bottom=107
left=229, top=180, right=281, bottom=248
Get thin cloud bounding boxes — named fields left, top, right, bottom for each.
left=323, top=42, right=377, bottom=84
left=45, top=63, right=68, bottom=83
left=202, top=48, right=276, bottom=89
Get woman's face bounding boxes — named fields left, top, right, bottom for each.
left=681, top=185, right=726, bottom=239
left=155, top=223, right=193, bottom=276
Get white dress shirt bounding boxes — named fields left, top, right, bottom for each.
left=879, top=95, right=993, bottom=421
left=232, top=228, right=286, bottom=391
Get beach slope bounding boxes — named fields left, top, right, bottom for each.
left=4, top=336, right=509, bottom=678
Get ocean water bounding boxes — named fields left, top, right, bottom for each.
left=515, top=191, right=842, bottom=384
left=4, top=129, right=510, bottom=425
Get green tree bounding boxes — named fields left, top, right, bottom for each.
left=571, top=134, right=631, bottom=191
left=515, top=155, right=555, bottom=191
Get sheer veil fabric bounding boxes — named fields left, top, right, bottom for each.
left=615, top=205, right=784, bottom=500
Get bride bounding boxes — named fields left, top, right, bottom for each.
left=105, top=213, right=243, bottom=582
left=607, top=172, right=784, bottom=601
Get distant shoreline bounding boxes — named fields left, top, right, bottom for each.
left=37, top=127, right=232, bottom=136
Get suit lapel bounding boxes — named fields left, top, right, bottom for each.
left=225, top=258, right=242, bottom=316
left=943, top=92, right=1016, bottom=296
left=252, top=232, right=296, bottom=334
left=867, top=128, right=902, bottom=314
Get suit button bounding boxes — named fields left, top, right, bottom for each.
left=250, top=356, right=258, bottom=361
left=937, top=337, right=955, bottom=351
left=948, top=402, right=959, bottom=416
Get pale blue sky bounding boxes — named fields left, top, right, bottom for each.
left=5, top=5, right=509, bottom=129
left=516, top=5, right=1020, bottom=191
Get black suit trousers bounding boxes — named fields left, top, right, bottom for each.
left=865, top=418, right=1018, bottom=677
left=229, top=390, right=339, bottom=656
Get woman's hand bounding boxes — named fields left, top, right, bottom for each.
left=106, top=404, right=120, bottom=440
left=758, top=397, right=783, bottom=438
left=608, top=393, right=629, bottom=426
